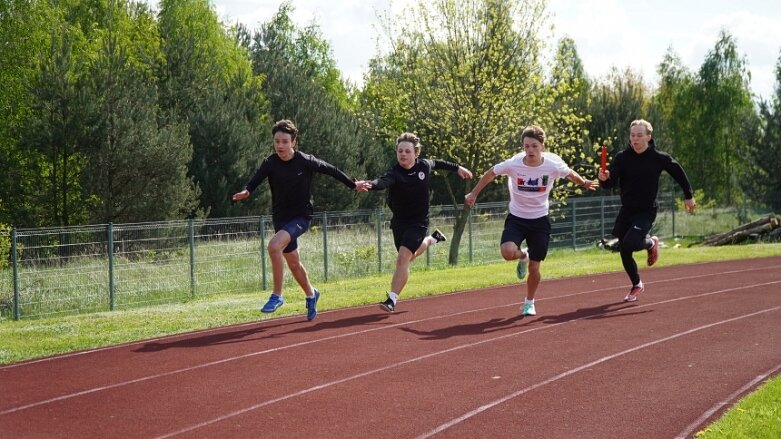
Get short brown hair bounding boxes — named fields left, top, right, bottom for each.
left=272, top=119, right=299, bottom=141
left=521, top=125, right=546, bottom=145
left=396, top=132, right=421, bottom=154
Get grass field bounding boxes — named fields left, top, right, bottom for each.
left=1, top=242, right=779, bottom=437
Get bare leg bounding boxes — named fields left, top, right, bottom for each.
left=267, top=230, right=292, bottom=294
left=390, top=246, right=415, bottom=296
left=283, top=249, right=315, bottom=297
left=525, top=260, right=542, bottom=300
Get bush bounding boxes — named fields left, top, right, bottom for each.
left=0, top=224, right=11, bottom=270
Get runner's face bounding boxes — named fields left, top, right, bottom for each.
left=629, top=125, right=651, bottom=153
left=523, top=137, right=544, bottom=164
left=273, top=132, right=296, bottom=161
left=396, top=141, right=418, bottom=169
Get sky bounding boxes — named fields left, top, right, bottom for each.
left=145, top=0, right=781, bottom=101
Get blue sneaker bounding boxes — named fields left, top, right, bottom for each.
left=306, top=289, right=320, bottom=321
left=521, top=301, right=536, bottom=316
left=261, top=294, right=284, bottom=313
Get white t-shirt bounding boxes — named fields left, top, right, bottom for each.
left=492, top=152, right=572, bottom=219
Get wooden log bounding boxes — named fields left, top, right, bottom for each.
left=702, top=214, right=776, bottom=245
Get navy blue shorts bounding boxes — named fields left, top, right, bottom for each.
left=273, top=216, right=311, bottom=253
left=500, top=214, right=551, bottom=261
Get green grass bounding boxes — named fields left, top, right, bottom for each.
left=1, top=243, right=779, bottom=437
left=695, top=376, right=781, bottom=439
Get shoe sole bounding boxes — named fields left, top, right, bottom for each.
left=261, top=304, right=283, bottom=313
left=379, top=303, right=394, bottom=313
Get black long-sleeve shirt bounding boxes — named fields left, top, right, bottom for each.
left=369, top=158, right=459, bottom=226
left=600, top=140, right=693, bottom=213
left=243, top=151, right=356, bottom=223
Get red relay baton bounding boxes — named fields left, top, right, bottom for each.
left=600, top=145, right=607, bottom=173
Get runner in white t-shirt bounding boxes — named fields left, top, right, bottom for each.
left=465, top=125, right=598, bottom=316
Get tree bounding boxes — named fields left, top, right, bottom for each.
left=684, top=31, right=756, bottom=207
left=754, top=51, right=781, bottom=211
left=249, top=2, right=385, bottom=214
left=365, top=0, right=589, bottom=264
left=16, top=13, right=93, bottom=227
left=586, top=67, right=651, bottom=158
left=548, top=37, right=593, bottom=190
left=0, top=0, right=52, bottom=226
left=158, top=0, right=267, bottom=217
left=81, top=0, right=200, bottom=223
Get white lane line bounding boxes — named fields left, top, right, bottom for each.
left=154, top=282, right=781, bottom=438
left=416, top=306, right=781, bottom=439
left=3, top=262, right=775, bottom=371
left=675, top=363, right=781, bottom=439
left=1, top=272, right=778, bottom=417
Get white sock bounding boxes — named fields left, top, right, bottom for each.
left=389, top=292, right=399, bottom=303
left=525, top=298, right=534, bottom=304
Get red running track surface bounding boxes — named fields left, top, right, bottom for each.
left=1, top=257, right=780, bottom=438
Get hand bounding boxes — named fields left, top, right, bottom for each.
left=354, top=180, right=372, bottom=192
left=684, top=198, right=696, bottom=214
left=597, top=169, right=609, bottom=181
left=458, top=166, right=473, bottom=180
left=464, top=192, right=477, bottom=208
left=232, top=190, right=250, bottom=201
left=581, top=180, right=599, bottom=191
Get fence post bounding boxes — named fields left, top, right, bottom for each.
left=188, top=219, right=195, bottom=297
left=11, top=228, right=20, bottom=320
left=571, top=200, right=577, bottom=249
left=322, top=212, right=329, bottom=282
left=108, top=223, right=115, bottom=311
left=468, top=208, right=473, bottom=263
left=376, top=208, right=382, bottom=273
left=671, top=188, right=676, bottom=238
left=260, top=217, right=267, bottom=290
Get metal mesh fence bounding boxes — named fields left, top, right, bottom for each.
left=1, top=194, right=760, bottom=320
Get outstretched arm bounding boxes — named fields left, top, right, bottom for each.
left=464, top=168, right=497, bottom=208
left=457, top=165, right=473, bottom=180
left=566, top=171, right=598, bottom=191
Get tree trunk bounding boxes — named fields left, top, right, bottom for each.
left=448, top=208, right=470, bottom=265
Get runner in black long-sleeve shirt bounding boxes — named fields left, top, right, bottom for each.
left=365, top=132, right=473, bottom=312
left=598, top=119, right=696, bottom=302
left=232, top=119, right=369, bottom=321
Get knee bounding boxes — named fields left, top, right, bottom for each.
left=621, top=235, right=644, bottom=252
left=500, top=244, right=517, bottom=261
left=268, top=241, right=285, bottom=254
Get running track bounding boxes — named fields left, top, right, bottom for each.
left=1, top=257, right=780, bottom=438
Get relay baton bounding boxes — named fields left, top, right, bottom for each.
left=600, top=145, right=607, bottom=173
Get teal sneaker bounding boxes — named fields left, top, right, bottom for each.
left=521, top=301, right=536, bottom=316
left=306, top=289, right=320, bottom=321
left=516, top=252, right=528, bottom=280
left=261, top=294, right=284, bottom=313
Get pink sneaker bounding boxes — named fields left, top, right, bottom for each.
left=647, top=236, right=659, bottom=266
left=624, top=282, right=644, bottom=302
